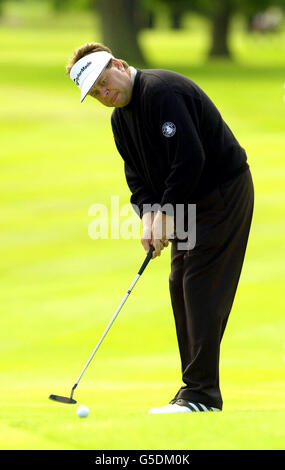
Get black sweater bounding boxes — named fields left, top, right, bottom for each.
left=111, top=69, right=248, bottom=217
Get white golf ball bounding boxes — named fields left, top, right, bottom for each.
left=76, top=405, right=89, bottom=418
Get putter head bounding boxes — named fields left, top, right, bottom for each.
left=49, top=394, right=77, bottom=404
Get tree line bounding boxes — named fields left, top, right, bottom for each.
left=2, top=0, right=285, bottom=63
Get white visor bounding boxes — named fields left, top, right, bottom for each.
left=70, top=51, right=114, bottom=102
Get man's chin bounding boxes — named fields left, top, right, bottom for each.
left=113, top=93, right=131, bottom=108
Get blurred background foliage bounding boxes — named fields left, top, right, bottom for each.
left=0, top=0, right=284, bottom=64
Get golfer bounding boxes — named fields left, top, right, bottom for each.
left=66, top=43, right=254, bottom=413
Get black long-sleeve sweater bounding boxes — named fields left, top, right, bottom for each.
left=111, top=69, right=248, bottom=218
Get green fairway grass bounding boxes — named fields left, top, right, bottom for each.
left=0, top=2, right=285, bottom=450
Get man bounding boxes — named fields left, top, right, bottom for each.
left=66, top=42, right=254, bottom=413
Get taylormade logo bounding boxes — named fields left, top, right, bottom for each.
left=74, top=61, right=92, bottom=85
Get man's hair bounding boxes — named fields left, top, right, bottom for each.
left=65, top=42, right=129, bottom=75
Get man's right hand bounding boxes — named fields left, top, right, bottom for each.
left=141, top=211, right=170, bottom=258
left=141, top=212, right=154, bottom=254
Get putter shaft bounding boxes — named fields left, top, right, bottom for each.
left=71, top=246, right=154, bottom=395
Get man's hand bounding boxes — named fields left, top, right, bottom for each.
left=141, top=212, right=155, bottom=254
left=151, top=211, right=174, bottom=258
left=141, top=211, right=174, bottom=258
left=144, top=211, right=174, bottom=258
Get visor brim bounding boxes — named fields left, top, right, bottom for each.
left=80, top=61, right=111, bottom=102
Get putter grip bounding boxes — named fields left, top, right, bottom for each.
left=138, top=245, right=155, bottom=275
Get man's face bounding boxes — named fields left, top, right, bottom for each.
left=88, top=59, right=132, bottom=108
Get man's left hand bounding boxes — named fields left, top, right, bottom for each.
left=151, top=211, right=174, bottom=258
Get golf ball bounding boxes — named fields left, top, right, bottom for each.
left=76, top=405, right=89, bottom=418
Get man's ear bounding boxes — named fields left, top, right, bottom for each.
left=111, top=58, right=124, bottom=70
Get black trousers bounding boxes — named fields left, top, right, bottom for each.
left=169, top=169, right=254, bottom=409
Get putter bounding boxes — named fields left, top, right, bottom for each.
left=49, top=245, right=155, bottom=404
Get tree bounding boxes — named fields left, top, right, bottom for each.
left=169, top=2, right=187, bottom=29
left=208, top=0, right=233, bottom=57
left=159, top=0, right=285, bottom=59
left=191, top=0, right=285, bottom=58
left=96, top=0, right=146, bottom=65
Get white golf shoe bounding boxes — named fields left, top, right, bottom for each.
left=148, top=399, right=221, bottom=414
left=149, top=403, right=192, bottom=414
